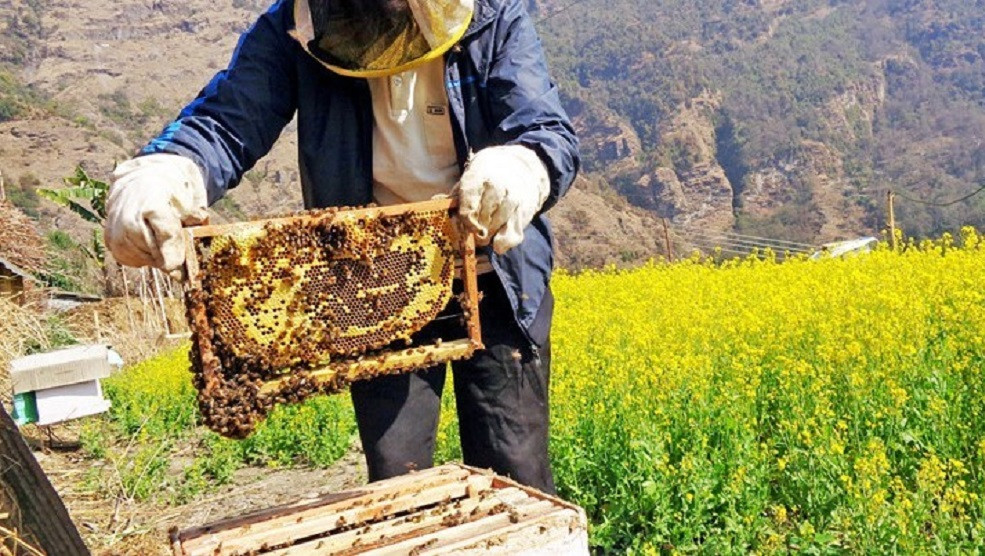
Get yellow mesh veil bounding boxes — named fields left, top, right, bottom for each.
left=291, top=0, right=473, bottom=78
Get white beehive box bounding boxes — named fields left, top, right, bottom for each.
left=170, top=464, right=590, bottom=555
left=9, top=344, right=114, bottom=426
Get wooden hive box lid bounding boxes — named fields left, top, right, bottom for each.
left=9, top=344, right=112, bottom=394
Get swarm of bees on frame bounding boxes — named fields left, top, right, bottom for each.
left=185, top=208, right=465, bottom=438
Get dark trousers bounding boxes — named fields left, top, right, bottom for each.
left=350, top=275, right=556, bottom=494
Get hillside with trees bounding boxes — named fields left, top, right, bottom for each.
left=532, top=0, right=985, bottom=241
left=1, top=0, right=984, bottom=286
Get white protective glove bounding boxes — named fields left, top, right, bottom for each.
left=456, top=145, right=551, bottom=254
left=104, top=153, right=209, bottom=275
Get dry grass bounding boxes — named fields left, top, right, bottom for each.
left=0, top=298, right=52, bottom=402
left=0, top=293, right=188, bottom=404
left=61, top=296, right=188, bottom=365
left=3, top=296, right=186, bottom=355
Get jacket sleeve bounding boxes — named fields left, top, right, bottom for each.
left=140, top=1, right=299, bottom=204
left=485, top=0, right=580, bottom=212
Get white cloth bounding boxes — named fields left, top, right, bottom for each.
left=457, top=145, right=550, bottom=254
left=367, top=55, right=550, bottom=255
left=104, top=153, right=209, bottom=274
left=368, top=58, right=460, bottom=205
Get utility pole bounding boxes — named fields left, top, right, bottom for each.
left=661, top=218, right=674, bottom=261
left=887, top=190, right=897, bottom=251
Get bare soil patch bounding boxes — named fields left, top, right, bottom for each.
left=34, top=429, right=366, bottom=555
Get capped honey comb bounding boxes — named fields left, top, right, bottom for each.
left=183, top=199, right=482, bottom=438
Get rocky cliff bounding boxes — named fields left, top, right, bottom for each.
left=0, top=0, right=665, bottom=271
left=3, top=0, right=985, bottom=279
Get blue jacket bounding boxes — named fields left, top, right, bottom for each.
left=141, top=0, right=579, bottom=346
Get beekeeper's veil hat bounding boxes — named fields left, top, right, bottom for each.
left=292, top=0, right=474, bottom=78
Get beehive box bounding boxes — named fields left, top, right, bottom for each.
left=9, top=344, right=114, bottom=426
left=170, top=464, right=589, bottom=556
left=184, top=199, right=482, bottom=438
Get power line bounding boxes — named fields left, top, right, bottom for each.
left=673, top=221, right=816, bottom=247
left=559, top=228, right=809, bottom=252
left=679, top=236, right=805, bottom=255
left=560, top=214, right=815, bottom=253
left=676, top=227, right=815, bottom=250
left=615, top=194, right=817, bottom=248
left=677, top=234, right=785, bottom=252
left=560, top=234, right=786, bottom=258
left=893, top=184, right=985, bottom=208
left=681, top=239, right=765, bottom=254
left=674, top=231, right=812, bottom=254
left=674, top=226, right=807, bottom=248
left=558, top=233, right=798, bottom=259
left=534, top=0, right=595, bottom=25
left=675, top=225, right=816, bottom=249
left=676, top=241, right=793, bottom=259
left=684, top=245, right=752, bottom=257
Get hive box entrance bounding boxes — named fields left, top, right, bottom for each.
left=183, top=199, right=482, bottom=438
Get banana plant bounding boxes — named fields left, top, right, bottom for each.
left=38, top=166, right=110, bottom=265
left=37, top=165, right=109, bottom=224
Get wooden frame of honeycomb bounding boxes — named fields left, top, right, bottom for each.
left=183, top=199, right=482, bottom=438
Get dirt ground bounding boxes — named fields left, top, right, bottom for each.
left=35, top=434, right=366, bottom=555
left=1, top=293, right=368, bottom=555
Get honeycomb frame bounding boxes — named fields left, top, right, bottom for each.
left=183, top=199, right=482, bottom=438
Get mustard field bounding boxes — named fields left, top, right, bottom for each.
left=93, top=230, right=985, bottom=553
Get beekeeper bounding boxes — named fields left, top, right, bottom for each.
left=104, top=0, right=578, bottom=494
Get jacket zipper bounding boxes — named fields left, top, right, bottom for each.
left=443, top=48, right=538, bottom=355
